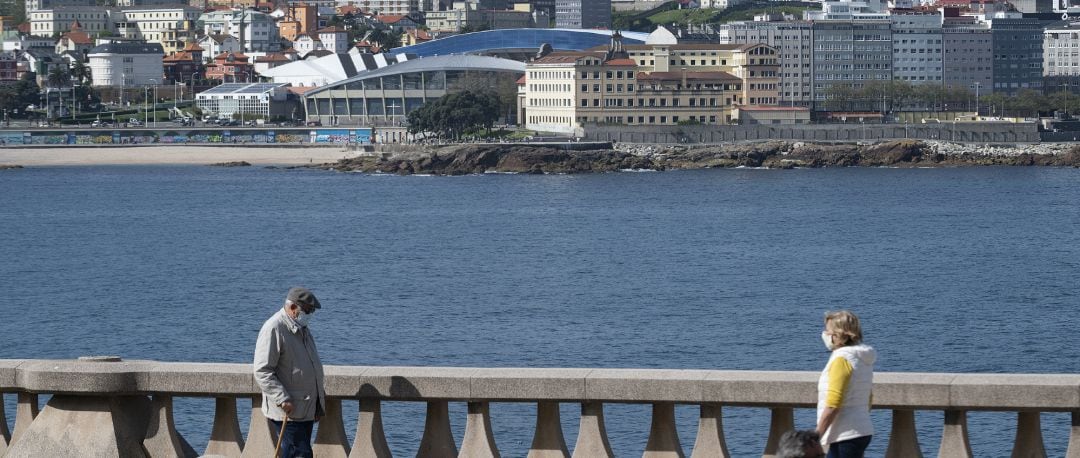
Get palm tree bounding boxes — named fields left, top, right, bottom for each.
left=47, top=65, right=71, bottom=89
left=70, top=59, right=92, bottom=87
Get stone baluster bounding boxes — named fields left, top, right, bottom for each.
left=1010, top=412, right=1046, bottom=458
left=1065, top=412, right=1080, bottom=458
left=644, top=402, right=683, bottom=457
left=761, top=407, right=794, bottom=458
left=573, top=401, right=614, bottom=458
left=205, top=397, right=244, bottom=458
left=11, top=392, right=39, bottom=445
left=528, top=401, right=569, bottom=458
left=314, top=398, right=351, bottom=458
left=0, top=393, right=10, bottom=455
left=460, top=401, right=500, bottom=458
left=143, top=394, right=197, bottom=457
left=417, top=401, right=457, bottom=458
left=690, top=404, right=729, bottom=458
left=350, top=398, right=392, bottom=458
left=938, top=410, right=973, bottom=458
left=884, top=409, right=922, bottom=458
left=240, top=395, right=277, bottom=458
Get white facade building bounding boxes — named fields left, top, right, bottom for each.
left=29, top=7, right=112, bottom=36
left=1045, top=20, right=1080, bottom=76
left=349, top=0, right=418, bottom=15
left=87, top=42, right=165, bottom=87
left=316, top=26, right=348, bottom=54
left=195, top=82, right=291, bottom=118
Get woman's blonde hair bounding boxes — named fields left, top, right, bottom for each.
left=824, top=310, right=863, bottom=347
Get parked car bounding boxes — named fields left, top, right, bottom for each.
left=127, top=119, right=143, bottom=127
left=91, top=120, right=114, bottom=128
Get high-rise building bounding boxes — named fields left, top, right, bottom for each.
left=715, top=20, right=814, bottom=107
left=890, top=11, right=943, bottom=84
left=555, top=0, right=610, bottom=29
left=941, top=12, right=992, bottom=96
left=987, top=12, right=1044, bottom=94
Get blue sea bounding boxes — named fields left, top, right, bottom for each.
left=2, top=165, right=1079, bottom=456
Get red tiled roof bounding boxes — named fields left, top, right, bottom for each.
left=516, top=75, right=526, bottom=84
left=315, top=26, right=347, bottom=33
left=376, top=14, right=406, bottom=23
left=604, top=58, right=636, bottom=66
left=183, top=42, right=204, bottom=52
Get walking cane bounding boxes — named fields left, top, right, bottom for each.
left=273, top=415, right=289, bottom=458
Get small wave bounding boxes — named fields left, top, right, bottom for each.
left=619, top=168, right=659, bottom=173
left=483, top=170, right=519, bottom=175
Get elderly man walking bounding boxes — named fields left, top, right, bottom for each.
left=254, top=287, right=327, bottom=458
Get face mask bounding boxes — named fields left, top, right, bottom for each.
left=294, top=310, right=312, bottom=327
left=822, top=331, right=836, bottom=351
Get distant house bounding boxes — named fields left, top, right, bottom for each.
left=403, top=28, right=432, bottom=46
left=315, top=26, right=348, bottom=54
left=87, top=41, right=164, bottom=87
left=292, top=34, right=322, bottom=57
left=204, top=51, right=254, bottom=83
left=23, top=49, right=67, bottom=87
left=55, top=21, right=94, bottom=60
left=163, top=41, right=204, bottom=84
left=198, top=34, right=240, bottom=59
left=375, top=14, right=418, bottom=31
left=253, top=51, right=293, bottom=74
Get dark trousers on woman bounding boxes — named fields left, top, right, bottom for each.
left=827, top=435, right=872, bottom=458
left=270, top=419, right=314, bottom=458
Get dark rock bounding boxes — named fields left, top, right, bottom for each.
left=208, top=161, right=251, bottom=167
left=0, top=165, right=24, bottom=170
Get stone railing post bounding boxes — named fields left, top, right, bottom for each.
left=314, top=398, right=351, bottom=458
left=417, top=401, right=457, bottom=457
left=240, top=395, right=277, bottom=458
left=528, top=401, right=569, bottom=458
left=143, top=394, right=197, bottom=457
left=1066, top=411, right=1080, bottom=458
left=11, top=392, right=39, bottom=445
left=573, top=401, right=613, bottom=458
left=460, top=401, right=500, bottom=458
left=761, top=407, right=794, bottom=458
left=205, top=397, right=244, bottom=458
left=0, top=393, right=10, bottom=455
left=1010, top=412, right=1046, bottom=458
left=690, top=403, right=729, bottom=458
left=938, top=410, right=973, bottom=458
left=644, top=402, right=683, bottom=457
left=884, top=409, right=922, bottom=458
left=350, top=398, right=392, bottom=458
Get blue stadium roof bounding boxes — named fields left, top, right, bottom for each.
left=393, top=29, right=649, bottom=57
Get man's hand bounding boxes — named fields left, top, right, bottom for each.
left=281, top=401, right=295, bottom=416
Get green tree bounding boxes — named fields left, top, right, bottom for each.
left=70, top=59, right=92, bottom=87
left=407, top=89, right=501, bottom=139
left=47, top=66, right=71, bottom=89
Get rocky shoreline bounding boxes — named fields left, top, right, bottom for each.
left=319, top=140, right=1080, bottom=175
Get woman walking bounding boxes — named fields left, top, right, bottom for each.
left=817, top=310, right=876, bottom=458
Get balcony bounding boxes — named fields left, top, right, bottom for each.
left=0, top=358, right=1077, bottom=457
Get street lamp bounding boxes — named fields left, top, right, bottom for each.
left=973, top=82, right=981, bottom=117
left=146, top=78, right=158, bottom=127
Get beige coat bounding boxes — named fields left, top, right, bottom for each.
left=254, top=309, right=326, bottom=421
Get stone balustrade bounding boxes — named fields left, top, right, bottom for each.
left=1, top=358, right=1079, bottom=457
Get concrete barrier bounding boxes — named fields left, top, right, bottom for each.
left=2, top=359, right=1080, bottom=457
left=583, top=123, right=1044, bottom=144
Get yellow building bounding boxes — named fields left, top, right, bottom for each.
left=522, top=35, right=781, bottom=134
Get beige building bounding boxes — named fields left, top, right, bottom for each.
left=522, top=37, right=781, bottom=134
left=29, top=7, right=111, bottom=35
left=115, top=6, right=201, bottom=54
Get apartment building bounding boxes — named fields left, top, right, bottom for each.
left=811, top=19, right=892, bottom=107
left=987, top=13, right=1044, bottom=94
left=87, top=41, right=164, bottom=86
left=29, top=7, right=111, bottom=35
left=1044, top=20, right=1080, bottom=77
left=24, top=0, right=93, bottom=18
left=940, top=15, right=992, bottom=99
left=715, top=20, right=814, bottom=106
left=891, top=11, right=943, bottom=84
left=114, top=6, right=201, bottom=54
left=554, top=0, right=610, bottom=29
left=350, top=0, right=418, bottom=15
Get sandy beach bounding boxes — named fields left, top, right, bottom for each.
left=0, top=145, right=363, bottom=166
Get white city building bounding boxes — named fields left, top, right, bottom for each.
left=87, top=42, right=165, bottom=87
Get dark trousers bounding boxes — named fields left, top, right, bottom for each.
left=269, top=419, right=314, bottom=458
left=827, top=435, right=872, bottom=458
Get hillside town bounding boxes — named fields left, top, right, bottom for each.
left=3, top=0, right=1080, bottom=137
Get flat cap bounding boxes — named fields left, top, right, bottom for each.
left=286, top=287, right=321, bottom=309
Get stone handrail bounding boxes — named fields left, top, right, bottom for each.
left=0, top=358, right=1078, bottom=457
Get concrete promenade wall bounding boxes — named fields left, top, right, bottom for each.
left=0, top=358, right=1078, bottom=457
left=583, top=123, right=1043, bottom=144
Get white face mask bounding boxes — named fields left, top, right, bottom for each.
left=822, top=331, right=836, bottom=351
left=294, top=309, right=313, bottom=327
